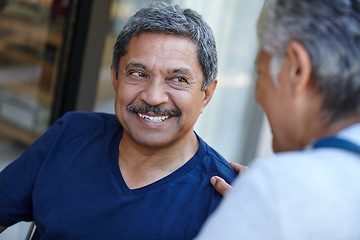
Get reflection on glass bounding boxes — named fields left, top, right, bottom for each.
left=94, top=0, right=171, bottom=113
left=0, top=0, right=68, bottom=161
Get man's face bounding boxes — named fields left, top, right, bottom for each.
left=255, top=49, right=300, bottom=152
left=111, top=32, right=215, bottom=149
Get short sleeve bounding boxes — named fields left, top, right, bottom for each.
left=0, top=117, right=64, bottom=227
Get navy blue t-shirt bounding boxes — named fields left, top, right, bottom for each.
left=0, top=112, right=237, bottom=240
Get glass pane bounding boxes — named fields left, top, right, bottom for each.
left=94, top=0, right=265, bottom=164
left=94, top=0, right=171, bottom=114
left=0, top=0, right=69, bottom=165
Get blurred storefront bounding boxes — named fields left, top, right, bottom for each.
left=0, top=0, right=111, bottom=163
left=0, top=0, right=69, bottom=158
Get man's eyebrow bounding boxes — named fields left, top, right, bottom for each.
left=125, top=62, right=147, bottom=71
left=172, top=68, right=193, bottom=77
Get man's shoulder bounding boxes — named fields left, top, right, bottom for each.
left=198, top=137, right=237, bottom=183
left=59, top=111, right=119, bottom=127
left=61, top=111, right=117, bottom=121
left=249, top=147, right=360, bottom=185
left=50, top=111, right=121, bottom=138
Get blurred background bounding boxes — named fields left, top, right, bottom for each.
left=0, top=0, right=272, bottom=238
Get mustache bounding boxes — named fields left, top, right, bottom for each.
left=126, top=104, right=181, bottom=117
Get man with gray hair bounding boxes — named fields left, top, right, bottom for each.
left=0, top=2, right=236, bottom=239
left=199, top=0, right=360, bottom=239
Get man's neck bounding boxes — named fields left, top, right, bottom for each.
left=305, top=114, right=360, bottom=147
left=118, top=131, right=199, bottom=189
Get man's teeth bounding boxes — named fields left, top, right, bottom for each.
left=138, top=113, right=170, bottom=122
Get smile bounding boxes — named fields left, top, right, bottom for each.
left=138, top=113, right=170, bottom=122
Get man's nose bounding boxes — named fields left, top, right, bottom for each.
left=140, top=79, right=169, bottom=106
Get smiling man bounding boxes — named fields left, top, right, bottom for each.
left=0, top=2, right=237, bottom=240
left=112, top=31, right=214, bottom=189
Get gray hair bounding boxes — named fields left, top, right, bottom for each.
left=258, top=0, right=360, bottom=119
left=112, top=2, right=217, bottom=91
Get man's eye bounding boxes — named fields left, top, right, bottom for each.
left=174, top=77, right=188, bottom=83
left=130, top=71, right=147, bottom=78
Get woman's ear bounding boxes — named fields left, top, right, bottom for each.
left=200, top=80, right=217, bottom=113
left=285, top=41, right=312, bottom=96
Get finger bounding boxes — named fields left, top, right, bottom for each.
left=211, top=176, right=232, bottom=196
left=0, top=225, right=7, bottom=233
left=229, top=162, right=248, bottom=174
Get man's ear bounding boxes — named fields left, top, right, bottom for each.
left=200, top=80, right=218, bottom=113
left=285, top=41, right=312, bottom=96
left=110, top=65, right=117, bottom=89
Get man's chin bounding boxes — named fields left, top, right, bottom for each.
left=272, top=138, right=287, bottom=153
left=134, top=135, right=174, bottom=149
left=272, top=139, right=301, bottom=153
